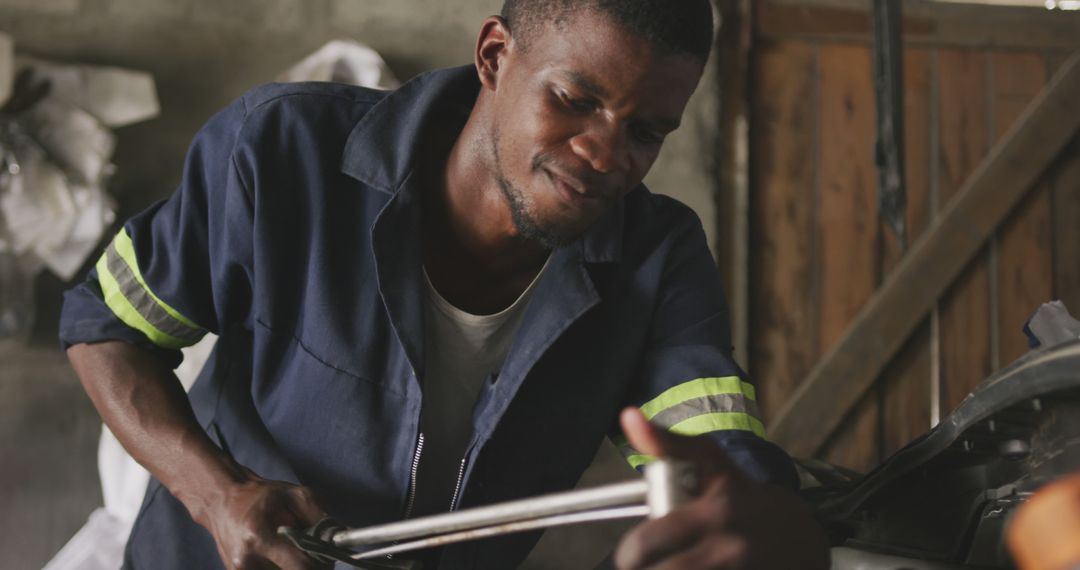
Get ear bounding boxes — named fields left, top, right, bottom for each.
left=475, top=15, right=513, bottom=91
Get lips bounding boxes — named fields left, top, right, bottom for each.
left=545, top=169, right=606, bottom=206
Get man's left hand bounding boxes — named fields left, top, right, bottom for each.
left=613, top=409, right=830, bottom=570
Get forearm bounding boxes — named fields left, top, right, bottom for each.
left=67, top=340, right=247, bottom=524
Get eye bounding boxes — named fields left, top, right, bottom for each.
left=631, top=124, right=664, bottom=145
left=559, top=91, right=597, bottom=114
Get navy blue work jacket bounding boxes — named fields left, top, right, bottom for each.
left=60, top=65, right=797, bottom=569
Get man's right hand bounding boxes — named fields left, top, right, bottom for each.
left=192, top=470, right=329, bottom=570
left=66, top=341, right=328, bottom=570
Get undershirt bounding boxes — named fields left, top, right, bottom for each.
left=412, top=256, right=552, bottom=517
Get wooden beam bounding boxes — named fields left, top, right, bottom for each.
left=716, top=0, right=753, bottom=369
left=1051, top=136, right=1080, bottom=314
left=769, top=53, right=1080, bottom=458
left=758, top=0, right=1080, bottom=51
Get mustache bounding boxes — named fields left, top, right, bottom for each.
left=531, top=152, right=605, bottom=192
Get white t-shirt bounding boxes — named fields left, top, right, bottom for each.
left=412, top=257, right=551, bottom=517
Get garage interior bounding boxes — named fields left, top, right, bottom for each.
left=1, top=0, right=1078, bottom=568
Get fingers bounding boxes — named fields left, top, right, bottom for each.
left=228, top=538, right=323, bottom=570
left=643, top=537, right=749, bottom=570
left=620, top=407, right=667, bottom=457
left=214, top=480, right=329, bottom=570
left=616, top=507, right=748, bottom=570
left=615, top=493, right=734, bottom=570
left=264, top=539, right=326, bottom=570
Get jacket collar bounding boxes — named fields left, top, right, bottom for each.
left=340, top=64, right=625, bottom=264
left=340, top=65, right=477, bottom=194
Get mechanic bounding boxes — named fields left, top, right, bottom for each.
left=60, top=0, right=829, bottom=568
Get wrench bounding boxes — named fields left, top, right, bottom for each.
left=280, top=459, right=697, bottom=569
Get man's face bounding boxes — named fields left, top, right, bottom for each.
left=484, top=10, right=705, bottom=248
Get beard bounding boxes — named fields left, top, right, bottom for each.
left=490, top=127, right=579, bottom=250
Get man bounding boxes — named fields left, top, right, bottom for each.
left=60, top=0, right=829, bottom=568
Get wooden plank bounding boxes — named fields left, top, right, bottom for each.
left=716, top=0, right=754, bottom=369
left=992, top=52, right=1053, bottom=367
left=899, top=48, right=935, bottom=247
left=1045, top=49, right=1079, bottom=314
left=815, top=43, right=879, bottom=471
left=881, top=320, right=933, bottom=455
left=757, top=0, right=1080, bottom=51
left=1048, top=52, right=1072, bottom=76
left=821, top=391, right=880, bottom=473
left=941, top=262, right=994, bottom=413
left=1050, top=136, right=1080, bottom=315
left=881, top=47, right=934, bottom=456
left=769, top=53, right=1080, bottom=457
left=936, top=48, right=994, bottom=415
left=757, top=2, right=934, bottom=43
left=748, top=41, right=819, bottom=423
left=940, top=263, right=994, bottom=413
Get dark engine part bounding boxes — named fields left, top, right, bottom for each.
left=800, top=341, right=1080, bottom=568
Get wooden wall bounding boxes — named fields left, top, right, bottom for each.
left=745, top=1, right=1079, bottom=472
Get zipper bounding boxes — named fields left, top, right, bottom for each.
left=448, top=455, right=468, bottom=511
left=402, top=431, right=425, bottom=520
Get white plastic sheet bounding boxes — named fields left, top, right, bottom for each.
left=1028, top=300, right=1080, bottom=348
left=45, top=39, right=398, bottom=570
left=0, top=40, right=159, bottom=336
left=277, top=39, right=399, bottom=89
left=17, top=56, right=160, bottom=129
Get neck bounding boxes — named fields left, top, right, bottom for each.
left=419, top=107, right=550, bottom=314
left=426, top=108, right=549, bottom=276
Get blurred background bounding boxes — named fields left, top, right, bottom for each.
left=0, top=0, right=1078, bottom=568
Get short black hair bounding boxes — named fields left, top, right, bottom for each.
left=500, top=0, right=714, bottom=63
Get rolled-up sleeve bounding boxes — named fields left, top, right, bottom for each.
left=60, top=95, right=255, bottom=368
left=614, top=206, right=799, bottom=490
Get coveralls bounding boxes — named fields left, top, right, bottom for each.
left=59, top=65, right=797, bottom=569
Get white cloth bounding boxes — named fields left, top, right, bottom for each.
left=411, top=258, right=550, bottom=516
left=43, top=333, right=217, bottom=570
left=1028, top=300, right=1080, bottom=348
left=44, top=40, right=396, bottom=570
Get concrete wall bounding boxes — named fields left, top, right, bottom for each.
left=0, top=0, right=719, bottom=248
left=0, top=0, right=721, bottom=567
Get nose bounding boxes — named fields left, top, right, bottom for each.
left=569, top=123, right=630, bottom=174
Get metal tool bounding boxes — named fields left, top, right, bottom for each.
left=280, top=459, right=698, bottom=569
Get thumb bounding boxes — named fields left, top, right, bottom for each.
left=619, top=407, right=740, bottom=476
left=288, top=486, right=328, bottom=526
left=620, top=407, right=673, bottom=458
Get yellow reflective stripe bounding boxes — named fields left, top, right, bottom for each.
left=640, top=376, right=756, bottom=420
left=112, top=229, right=201, bottom=330
left=96, top=253, right=189, bottom=349
left=626, top=454, right=656, bottom=469
left=669, top=412, right=766, bottom=439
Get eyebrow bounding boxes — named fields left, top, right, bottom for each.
left=559, top=71, right=610, bottom=99
left=557, top=71, right=682, bottom=133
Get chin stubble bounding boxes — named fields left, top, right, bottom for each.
left=490, top=128, right=576, bottom=250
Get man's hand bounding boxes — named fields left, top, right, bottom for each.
left=67, top=341, right=327, bottom=570
left=192, top=468, right=329, bottom=570
left=614, top=409, right=830, bottom=570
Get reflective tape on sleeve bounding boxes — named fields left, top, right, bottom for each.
left=639, top=376, right=767, bottom=439
left=96, top=228, right=205, bottom=349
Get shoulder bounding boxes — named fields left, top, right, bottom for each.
left=623, top=186, right=709, bottom=247
left=234, top=81, right=389, bottom=138
left=239, top=81, right=389, bottom=115
left=188, top=82, right=390, bottom=161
